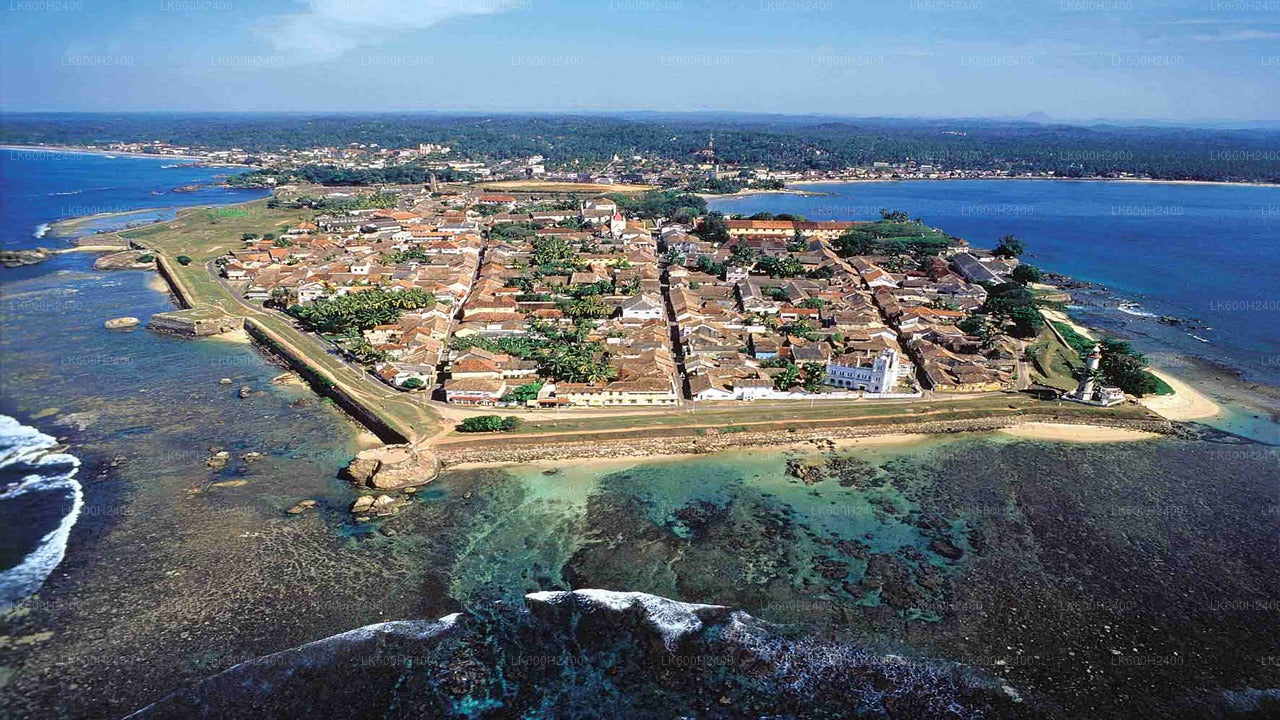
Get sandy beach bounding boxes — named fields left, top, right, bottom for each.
left=998, top=422, right=1160, bottom=443
left=1138, top=368, right=1222, bottom=421
left=1040, top=308, right=1096, bottom=339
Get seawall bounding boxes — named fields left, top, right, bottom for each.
left=435, top=414, right=1174, bottom=467
left=242, top=318, right=412, bottom=445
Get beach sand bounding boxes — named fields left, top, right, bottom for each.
left=1139, top=369, right=1222, bottom=421
left=1040, top=308, right=1096, bottom=340
left=998, top=422, right=1160, bottom=443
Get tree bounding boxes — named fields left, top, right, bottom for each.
left=532, top=236, right=574, bottom=265
left=993, top=234, right=1025, bottom=258
left=1011, top=264, right=1043, bottom=285
left=175, top=255, right=192, bottom=266
left=773, top=364, right=801, bottom=391
left=880, top=209, right=910, bottom=223
left=1098, top=339, right=1160, bottom=396
left=1007, top=305, right=1045, bottom=338
left=756, top=255, right=804, bottom=278
left=694, top=212, right=730, bottom=244
left=501, top=381, right=543, bottom=403
left=801, top=362, right=826, bottom=392
left=457, top=415, right=521, bottom=433
left=401, top=377, right=425, bottom=390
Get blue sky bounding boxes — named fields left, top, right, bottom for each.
left=1, top=0, right=1277, bottom=122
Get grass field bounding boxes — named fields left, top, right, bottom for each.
left=1029, top=325, right=1083, bottom=391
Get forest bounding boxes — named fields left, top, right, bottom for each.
left=5, top=112, right=1279, bottom=183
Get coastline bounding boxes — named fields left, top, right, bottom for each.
left=785, top=176, right=1279, bottom=189
left=434, top=413, right=1174, bottom=470
left=2, top=144, right=204, bottom=162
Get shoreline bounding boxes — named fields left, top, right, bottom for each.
left=2, top=144, right=205, bottom=162
left=783, top=176, right=1279, bottom=189
left=434, top=414, right=1174, bottom=470
left=1040, top=307, right=1226, bottom=422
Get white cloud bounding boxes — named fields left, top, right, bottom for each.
left=262, top=0, right=519, bottom=63
left=1188, top=30, right=1280, bottom=42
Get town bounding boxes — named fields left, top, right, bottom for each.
left=213, top=180, right=1132, bottom=414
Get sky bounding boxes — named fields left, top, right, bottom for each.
left=1, top=0, right=1277, bottom=122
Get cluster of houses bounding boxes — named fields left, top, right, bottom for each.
left=219, top=195, right=487, bottom=390
left=441, top=196, right=683, bottom=407
left=221, top=187, right=1032, bottom=409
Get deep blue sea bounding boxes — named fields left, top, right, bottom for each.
left=712, top=180, right=1280, bottom=389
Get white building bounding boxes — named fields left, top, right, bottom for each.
left=824, top=349, right=903, bottom=394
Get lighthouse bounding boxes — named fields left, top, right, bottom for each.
left=1073, top=343, right=1103, bottom=402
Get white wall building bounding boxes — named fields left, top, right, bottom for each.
left=824, top=349, right=903, bottom=394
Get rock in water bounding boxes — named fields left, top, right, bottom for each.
left=104, top=317, right=141, bottom=329
left=285, top=500, right=317, bottom=515
left=346, top=445, right=440, bottom=490
left=238, top=385, right=252, bottom=399
left=0, top=248, right=53, bottom=268
left=350, top=496, right=375, bottom=514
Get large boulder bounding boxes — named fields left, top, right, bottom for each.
left=346, top=445, right=440, bottom=490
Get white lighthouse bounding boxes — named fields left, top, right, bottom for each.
left=1069, top=343, right=1126, bottom=406
left=1073, top=343, right=1102, bottom=402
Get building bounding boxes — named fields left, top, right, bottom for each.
left=442, top=378, right=509, bottom=405
left=824, top=349, right=903, bottom=393
left=1068, top=344, right=1126, bottom=406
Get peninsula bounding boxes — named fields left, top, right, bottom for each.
left=87, top=178, right=1185, bottom=493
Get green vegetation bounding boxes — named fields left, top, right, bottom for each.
left=1051, top=322, right=1173, bottom=397
left=755, top=255, right=805, bottom=278
left=1011, top=263, right=1042, bottom=285
left=228, top=165, right=472, bottom=187
left=287, top=288, right=437, bottom=335
left=607, top=190, right=706, bottom=222
left=993, top=234, right=1025, bottom=258
left=451, top=322, right=617, bottom=384
left=457, top=415, right=522, bottom=433
left=501, top=381, right=544, bottom=404
left=834, top=220, right=959, bottom=258
left=975, top=282, right=1043, bottom=338
left=401, top=377, right=425, bottom=390
left=175, top=255, right=192, bottom=266
left=287, top=191, right=399, bottom=212
left=17, top=114, right=1280, bottom=182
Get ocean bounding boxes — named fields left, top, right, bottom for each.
left=0, top=148, right=274, bottom=610
left=1, top=156, right=1277, bottom=719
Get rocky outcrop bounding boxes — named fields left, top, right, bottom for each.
left=103, top=317, right=141, bottom=329
left=346, top=445, right=440, bottom=490
left=125, top=589, right=1028, bottom=720
left=93, top=251, right=153, bottom=270
left=0, top=248, right=53, bottom=268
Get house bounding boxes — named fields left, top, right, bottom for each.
left=620, top=293, right=664, bottom=321
left=443, top=377, right=509, bottom=405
